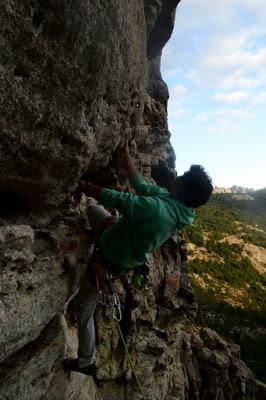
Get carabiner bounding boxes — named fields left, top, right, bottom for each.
left=112, top=293, right=122, bottom=322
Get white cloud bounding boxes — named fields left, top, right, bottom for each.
left=253, top=91, right=266, bottom=105
left=214, top=91, right=249, bottom=104
left=219, top=72, right=261, bottom=90
left=162, top=0, right=266, bottom=85
left=214, top=108, right=252, bottom=120
left=170, top=84, right=188, bottom=103
left=168, top=107, right=185, bottom=118
left=164, top=68, right=181, bottom=79
left=169, top=123, right=185, bottom=132
left=186, top=69, right=202, bottom=85
left=175, top=0, right=236, bottom=31
left=193, top=112, right=209, bottom=123
left=195, top=28, right=266, bottom=90
left=205, top=125, right=233, bottom=135
left=202, top=107, right=253, bottom=135
left=201, top=47, right=266, bottom=72
left=162, top=0, right=266, bottom=188
left=242, top=0, right=266, bottom=20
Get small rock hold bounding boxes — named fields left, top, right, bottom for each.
left=191, top=334, right=204, bottom=351
left=0, top=225, right=34, bottom=245
left=200, top=327, right=228, bottom=352
left=3, top=249, right=35, bottom=264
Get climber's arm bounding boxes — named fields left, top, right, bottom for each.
left=116, top=143, right=140, bottom=180
left=116, top=144, right=167, bottom=196
left=79, top=180, right=137, bottom=215
left=79, top=180, right=102, bottom=201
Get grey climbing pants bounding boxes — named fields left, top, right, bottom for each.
left=73, top=273, right=97, bottom=368
left=74, top=204, right=112, bottom=368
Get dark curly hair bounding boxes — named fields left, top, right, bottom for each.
left=178, top=165, right=213, bottom=208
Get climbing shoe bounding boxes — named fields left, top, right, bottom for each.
left=63, top=358, right=97, bottom=376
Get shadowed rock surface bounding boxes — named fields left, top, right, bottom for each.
left=1, top=1, right=266, bottom=399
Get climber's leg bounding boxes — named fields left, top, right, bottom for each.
left=86, top=204, right=112, bottom=236
left=73, top=272, right=98, bottom=368
left=63, top=232, right=91, bottom=272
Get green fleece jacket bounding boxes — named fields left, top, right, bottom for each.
left=99, top=175, right=195, bottom=268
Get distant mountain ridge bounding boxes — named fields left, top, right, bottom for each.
left=213, top=185, right=262, bottom=194
left=184, top=188, right=266, bottom=382
left=212, top=188, right=266, bottom=230
left=230, top=185, right=256, bottom=193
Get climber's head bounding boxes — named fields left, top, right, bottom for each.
left=172, top=165, right=213, bottom=208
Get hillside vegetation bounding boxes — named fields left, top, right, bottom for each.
left=185, top=189, right=266, bottom=382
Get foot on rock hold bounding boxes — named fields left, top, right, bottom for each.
left=63, top=358, right=97, bottom=377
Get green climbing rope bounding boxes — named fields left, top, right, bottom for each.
left=116, top=321, right=148, bottom=400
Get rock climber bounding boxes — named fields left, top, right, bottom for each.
left=63, top=143, right=213, bottom=376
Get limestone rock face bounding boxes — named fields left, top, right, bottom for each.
left=0, top=0, right=146, bottom=207
left=1, top=1, right=265, bottom=400
left=0, top=224, right=69, bottom=363
left=0, top=316, right=65, bottom=400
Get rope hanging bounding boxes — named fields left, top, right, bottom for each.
left=116, top=321, right=148, bottom=400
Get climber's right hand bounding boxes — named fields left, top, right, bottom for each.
left=115, top=142, right=130, bottom=163
left=115, top=142, right=140, bottom=179
left=79, top=180, right=102, bottom=200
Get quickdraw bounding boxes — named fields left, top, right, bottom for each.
left=96, top=270, right=122, bottom=322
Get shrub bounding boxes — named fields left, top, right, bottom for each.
left=185, top=226, right=205, bottom=247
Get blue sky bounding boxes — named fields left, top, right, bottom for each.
left=161, top=0, right=266, bottom=189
